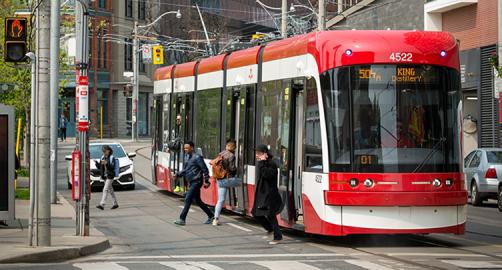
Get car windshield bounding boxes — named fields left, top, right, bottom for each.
left=89, top=144, right=127, bottom=159
left=487, top=151, right=502, bottom=164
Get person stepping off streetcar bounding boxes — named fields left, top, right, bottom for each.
left=173, top=141, right=214, bottom=226
left=96, top=145, right=119, bottom=210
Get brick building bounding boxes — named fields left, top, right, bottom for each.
left=425, top=0, right=501, bottom=156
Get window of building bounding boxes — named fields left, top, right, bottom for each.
left=97, top=31, right=102, bottom=68
left=98, top=0, right=106, bottom=9
left=138, top=0, right=146, bottom=20
left=125, top=0, right=133, bottom=18
left=196, top=88, right=221, bottom=158
left=102, top=29, right=108, bottom=68
left=124, top=38, right=133, bottom=71
left=139, top=42, right=146, bottom=73
left=342, top=0, right=362, bottom=11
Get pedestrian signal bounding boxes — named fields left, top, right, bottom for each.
left=153, top=45, right=164, bottom=65
left=4, top=17, right=28, bottom=62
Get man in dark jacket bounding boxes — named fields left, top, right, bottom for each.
left=173, top=141, right=214, bottom=225
left=252, top=144, right=283, bottom=245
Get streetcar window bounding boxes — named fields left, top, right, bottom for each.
left=487, top=151, right=502, bottom=164
left=196, top=88, right=222, bottom=158
left=260, top=80, right=282, bottom=157
left=304, top=78, right=323, bottom=171
left=322, top=65, right=460, bottom=173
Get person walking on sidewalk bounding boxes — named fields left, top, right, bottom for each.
left=252, top=144, right=283, bottom=245
left=59, top=114, right=68, bottom=142
left=96, top=145, right=119, bottom=210
left=173, top=141, right=214, bottom=225
left=211, top=139, right=241, bottom=226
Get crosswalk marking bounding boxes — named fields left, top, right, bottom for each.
left=440, top=260, right=502, bottom=269
left=98, top=253, right=346, bottom=260
left=345, top=259, right=395, bottom=270
left=227, top=222, right=253, bottom=232
left=74, top=262, right=129, bottom=270
left=253, top=261, right=321, bottom=270
left=159, top=262, right=224, bottom=270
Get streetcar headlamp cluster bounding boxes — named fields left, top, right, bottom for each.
left=345, top=49, right=353, bottom=56
left=432, top=178, right=442, bottom=188
left=440, top=50, right=447, bottom=57
left=363, top=178, right=374, bottom=188
left=445, top=178, right=453, bottom=187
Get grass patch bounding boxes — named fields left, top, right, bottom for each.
left=18, top=167, right=29, bottom=177
left=15, top=188, right=30, bottom=200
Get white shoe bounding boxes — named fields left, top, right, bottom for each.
left=212, top=218, right=219, bottom=226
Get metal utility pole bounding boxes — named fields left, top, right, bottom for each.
left=50, top=0, right=61, bottom=205
left=318, top=0, right=326, bottom=31
left=75, top=0, right=90, bottom=236
left=26, top=52, right=36, bottom=247
left=195, top=4, right=213, bottom=56
left=36, top=0, right=52, bottom=246
left=132, top=22, right=139, bottom=142
left=281, top=0, right=287, bottom=38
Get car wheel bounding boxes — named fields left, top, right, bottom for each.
left=127, top=184, right=135, bottom=190
left=498, top=187, right=502, bottom=212
left=471, top=181, right=482, bottom=206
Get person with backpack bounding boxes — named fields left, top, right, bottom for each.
left=173, top=141, right=214, bottom=225
left=96, top=145, right=120, bottom=210
left=210, top=139, right=241, bottom=226
left=252, top=144, right=283, bottom=245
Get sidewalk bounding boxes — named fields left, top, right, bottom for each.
left=0, top=195, right=110, bottom=263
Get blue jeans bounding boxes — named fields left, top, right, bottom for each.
left=214, top=182, right=228, bottom=219
left=179, top=181, right=213, bottom=221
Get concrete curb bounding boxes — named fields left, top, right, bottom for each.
left=0, top=239, right=110, bottom=264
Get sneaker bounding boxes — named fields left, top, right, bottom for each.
left=111, top=205, right=119, bottom=210
left=173, top=186, right=181, bottom=193
left=204, top=217, right=214, bottom=224
left=174, top=219, right=186, bottom=226
left=212, top=218, right=219, bottom=226
left=269, top=239, right=281, bottom=245
left=96, top=205, right=104, bottom=210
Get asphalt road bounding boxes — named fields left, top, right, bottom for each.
left=2, top=140, right=502, bottom=270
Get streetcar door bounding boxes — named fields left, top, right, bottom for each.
left=226, top=87, right=248, bottom=213
left=292, top=81, right=305, bottom=216
left=170, top=93, right=194, bottom=189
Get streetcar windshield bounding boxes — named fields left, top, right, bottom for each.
left=321, top=65, right=460, bottom=173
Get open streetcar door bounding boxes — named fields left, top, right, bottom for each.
left=225, top=86, right=253, bottom=213
left=292, top=80, right=305, bottom=217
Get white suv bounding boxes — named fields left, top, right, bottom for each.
left=66, top=142, right=136, bottom=190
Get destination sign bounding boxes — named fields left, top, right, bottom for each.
left=356, top=66, right=437, bottom=84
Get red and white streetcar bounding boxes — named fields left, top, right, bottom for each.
left=151, top=30, right=467, bottom=236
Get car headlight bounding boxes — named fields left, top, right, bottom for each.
left=119, top=165, right=132, bottom=173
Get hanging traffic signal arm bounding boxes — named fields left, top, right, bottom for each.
left=4, top=17, right=28, bottom=62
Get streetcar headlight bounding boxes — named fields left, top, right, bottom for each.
left=445, top=178, right=453, bottom=187
left=349, top=178, right=359, bottom=188
left=363, top=178, right=374, bottom=188
left=432, top=178, right=442, bottom=188
left=440, top=50, right=447, bottom=57
left=345, top=49, right=353, bottom=56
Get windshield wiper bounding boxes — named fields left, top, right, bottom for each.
left=412, top=137, right=446, bottom=173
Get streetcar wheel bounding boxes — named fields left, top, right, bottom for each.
left=497, top=187, right=502, bottom=212
left=471, top=182, right=482, bottom=206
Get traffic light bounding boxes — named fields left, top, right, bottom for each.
left=153, top=45, right=164, bottom=65
left=4, top=17, right=28, bottom=62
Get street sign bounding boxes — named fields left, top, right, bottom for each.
left=77, top=75, right=89, bottom=131
left=142, top=44, right=152, bottom=63
left=72, top=150, right=81, bottom=201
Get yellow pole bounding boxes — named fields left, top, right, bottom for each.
left=100, top=105, right=103, bottom=139
left=15, top=118, right=21, bottom=191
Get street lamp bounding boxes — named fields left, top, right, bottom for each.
left=131, top=10, right=181, bottom=142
